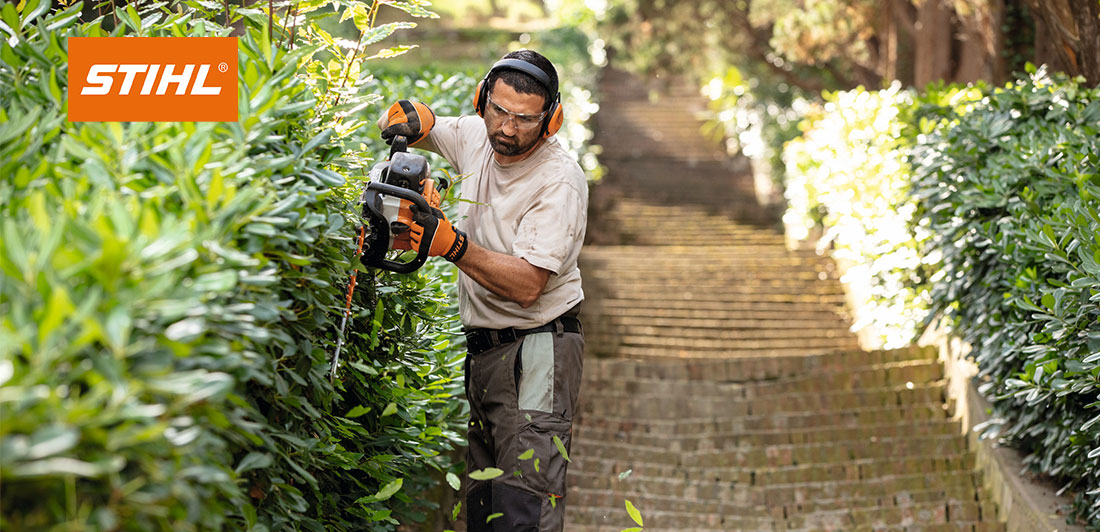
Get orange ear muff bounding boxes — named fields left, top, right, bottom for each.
left=473, top=79, right=487, bottom=117
left=542, top=97, right=563, bottom=138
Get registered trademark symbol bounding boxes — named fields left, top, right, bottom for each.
left=218, top=62, right=228, bottom=73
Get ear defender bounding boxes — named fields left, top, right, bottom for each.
left=473, top=58, right=564, bottom=138
left=473, top=79, right=487, bottom=117
left=542, top=94, right=563, bottom=138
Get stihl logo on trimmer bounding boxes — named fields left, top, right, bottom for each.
left=68, top=37, right=238, bottom=122
left=80, top=64, right=224, bottom=96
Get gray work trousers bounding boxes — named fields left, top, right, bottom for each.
left=464, top=314, right=584, bottom=532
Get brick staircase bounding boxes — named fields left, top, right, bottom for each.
left=565, top=68, right=1005, bottom=531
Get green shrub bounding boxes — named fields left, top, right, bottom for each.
left=910, top=66, right=1100, bottom=526
left=0, top=1, right=466, bottom=530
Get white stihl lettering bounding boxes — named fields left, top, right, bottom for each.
left=79, top=63, right=223, bottom=96
left=81, top=64, right=117, bottom=95
left=117, top=64, right=147, bottom=94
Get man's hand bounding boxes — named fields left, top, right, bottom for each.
left=409, top=205, right=468, bottom=263
left=378, top=100, right=435, bottom=146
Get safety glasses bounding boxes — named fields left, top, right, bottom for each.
left=485, top=93, right=547, bottom=130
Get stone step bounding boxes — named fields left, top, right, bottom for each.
left=597, top=199, right=771, bottom=221
left=573, top=419, right=961, bottom=450
left=580, top=397, right=950, bottom=430
left=590, top=275, right=843, bottom=288
left=571, top=467, right=986, bottom=507
left=589, top=297, right=848, bottom=313
left=586, top=344, right=862, bottom=360
left=594, top=315, right=852, bottom=332
left=602, top=198, right=771, bottom=215
left=579, top=383, right=946, bottom=420
left=584, top=307, right=848, bottom=322
left=565, top=521, right=1005, bottom=532
left=587, top=325, right=854, bottom=342
left=583, top=360, right=944, bottom=400
left=585, top=294, right=849, bottom=308
left=576, top=402, right=951, bottom=435
left=598, top=220, right=780, bottom=236
left=585, top=334, right=862, bottom=355
left=580, top=247, right=830, bottom=262
left=567, top=484, right=996, bottom=525
left=596, top=232, right=785, bottom=247
left=589, top=285, right=846, bottom=301
left=571, top=433, right=967, bottom=471
left=585, top=336, right=860, bottom=357
left=571, top=452, right=978, bottom=488
left=586, top=266, right=839, bottom=282
left=580, top=259, right=835, bottom=272
left=580, top=235, right=801, bottom=250
left=584, top=348, right=937, bottom=380
left=566, top=498, right=994, bottom=531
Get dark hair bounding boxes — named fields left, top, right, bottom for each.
left=488, top=49, right=559, bottom=111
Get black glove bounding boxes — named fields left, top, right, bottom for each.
left=381, top=122, right=418, bottom=146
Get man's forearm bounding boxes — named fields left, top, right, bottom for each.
left=454, top=241, right=550, bottom=309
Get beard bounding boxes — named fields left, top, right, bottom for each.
left=489, top=131, right=539, bottom=157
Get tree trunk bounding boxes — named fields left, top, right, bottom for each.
left=881, top=0, right=898, bottom=81
left=989, top=0, right=1008, bottom=83
left=952, top=0, right=1004, bottom=84
left=914, top=0, right=955, bottom=86
left=1023, top=0, right=1100, bottom=85
left=1078, top=0, right=1100, bottom=86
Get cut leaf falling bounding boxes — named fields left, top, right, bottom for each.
left=468, top=467, right=504, bottom=481
left=625, top=499, right=644, bottom=527
left=552, top=435, right=571, bottom=462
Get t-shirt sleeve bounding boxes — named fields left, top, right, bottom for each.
left=513, top=180, right=585, bottom=275
left=420, top=115, right=481, bottom=173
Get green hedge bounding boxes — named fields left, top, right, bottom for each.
left=783, top=66, right=1100, bottom=527
left=910, top=67, right=1100, bottom=526
left=0, top=1, right=466, bottom=530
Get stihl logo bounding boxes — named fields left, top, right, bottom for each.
left=80, top=64, right=224, bottom=96
left=68, top=37, right=237, bottom=122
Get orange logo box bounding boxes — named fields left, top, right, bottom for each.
left=68, top=37, right=238, bottom=122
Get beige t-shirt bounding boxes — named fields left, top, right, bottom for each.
left=421, top=115, right=587, bottom=329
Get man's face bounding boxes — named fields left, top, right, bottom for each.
left=483, top=79, right=547, bottom=158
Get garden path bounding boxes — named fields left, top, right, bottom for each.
left=564, top=67, right=1007, bottom=532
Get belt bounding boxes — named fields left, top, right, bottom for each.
left=464, top=316, right=583, bottom=356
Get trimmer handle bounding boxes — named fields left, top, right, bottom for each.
left=389, top=135, right=408, bottom=158
left=361, top=182, right=439, bottom=274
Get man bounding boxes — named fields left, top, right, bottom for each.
left=377, top=49, right=588, bottom=532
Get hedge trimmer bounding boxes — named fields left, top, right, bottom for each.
left=330, top=136, right=449, bottom=380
